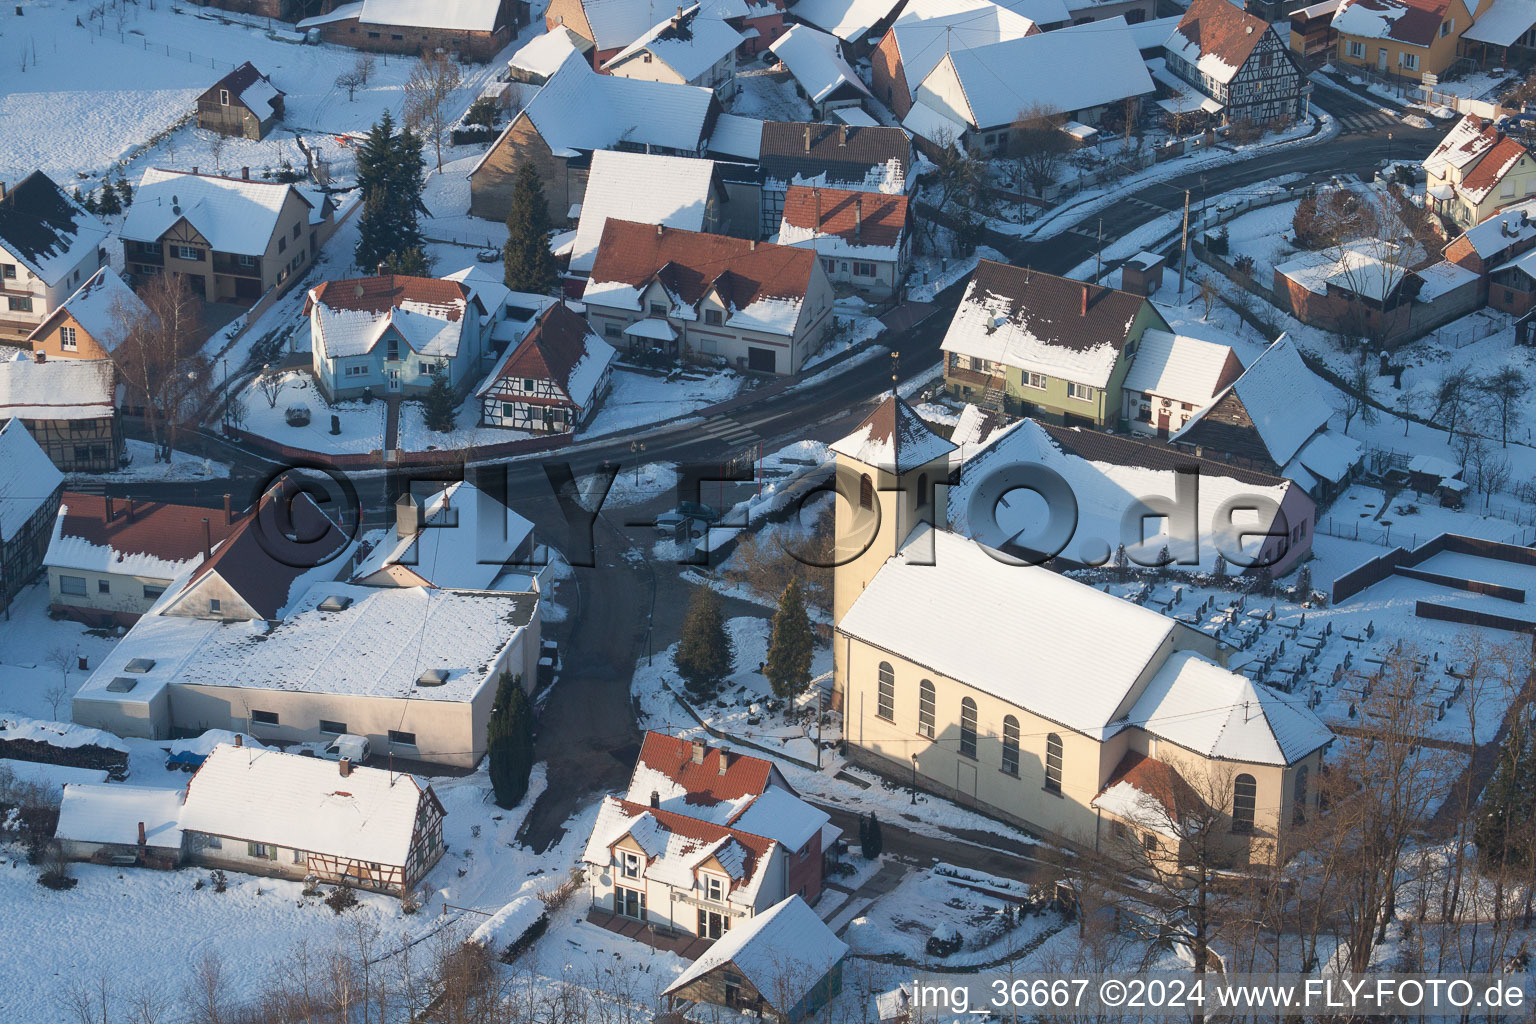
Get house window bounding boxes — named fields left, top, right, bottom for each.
left=60, top=326, right=77, bottom=350
left=391, top=32, right=403, bottom=40
left=210, top=598, right=221, bottom=613
left=386, top=340, right=399, bottom=361
left=1440, top=17, right=1452, bottom=36
left=1024, top=372, right=1046, bottom=389
left=293, top=850, right=307, bottom=865
left=0, top=264, right=14, bottom=278
left=278, top=236, right=287, bottom=253
left=206, top=835, right=222, bottom=849
left=616, top=886, right=646, bottom=920
left=1142, top=832, right=1158, bottom=854
left=859, top=473, right=873, bottom=510
left=876, top=661, right=895, bottom=721
left=820, top=258, right=835, bottom=273
left=1066, top=381, right=1094, bottom=402
left=248, top=842, right=277, bottom=860
left=916, top=472, right=928, bottom=508
left=604, top=322, right=621, bottom=338
left=698, top=908, right=729, bottom=939
left=619, top=851, right=642, bottom=879
left=59, top=575, right=87, bottom=596
left=292, top=222, right=301, bottom=239
left=97, top=579, right=110, bottom=594
left=648, top=302, right=667, bottom=316
left=1044, top=733, right=1063, bottom=793
left=368, top=30, right=381, bottom=37
left=251, top=710, right=279, bottom=725
left=520, top=377, right=535, bottom=391
left=852, top=261, right=876, bottom=277
left=1399, top=52, right=1419, bottom=70
left=173, top=245, right=203, bottom=262
left=1293, top=765, right=1309, bottom=825
left=1001, top=715, right=1020, bottom=776
left=419, top=362, right=436, bottom=375
left=502, top=402, right=516, bottom=418
left=959, top=698, right=977, bottom=759
left=344, top=364, right=368, bottom=377
left=238, top=253, right=257, bottom=267
left=143, top=585, right=166, bottom=600
left=1233, top=773, right=1257, bottom=833
left=1346, top=40, right=1365, bottom=58
left=73, top=446, right=90, bottom=463
left=388, top=730, right=417, bottom=746
left=917, top=679, right=935, bottom=738
left=7, top=296, right=32, bottom=312
left=319, top=720, right=347, bottom=735
left=704, top=309, right=723, bottom=326
left=219, top=88, right=230, bottom=105
left=702, top=874, right=725, bottom=902
left=1260, top=51, right=1272, bottom=67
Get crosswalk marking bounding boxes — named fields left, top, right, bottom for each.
left=1333, top=109, right=1401, bottom=135
left=697, top=417, right=759, bottom=446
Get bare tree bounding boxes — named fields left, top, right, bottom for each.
left=256, top=368, right=286, bottom=409
left=44, top=644, right=74, bottom=718
left=112, top=273, right=209, bottom=461
left=1338, top=357, right=1378, bottom=432
left=1009, top=104, right=1075, bottom=195
left=1478, top=365, right=1527, bottom=447
left=402, top=50, right=463, bottom=173
left=1197, top=274, right=1220, bottom=321
left=334, top=66, right=365, bottom=102
left=206, top=130, right=228, bottom=174
left=1430, top=366, right=1474, bottom=439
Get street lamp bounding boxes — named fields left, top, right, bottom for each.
left=1387, top=132, right=1393, bottom=169
left=910, top=753, right=918, bottom=804
left=630, top=439, right=645, bottom=485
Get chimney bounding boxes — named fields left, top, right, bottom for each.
left=223, top=492, right=233, bottom=525
left=813, top=187, right=822, bottom=228
left=855, top=196, right=863, bottom=245
left=717, top=749, right=729, bottom=775
left=656, top=223, right=663, bottom=236
left=803, top=124, right=811, bottom=153
left=838, top=124, right=847, bottom=147
left=104, top=495, right=114, bottom=522
left=241, top=166, right=249, bottom=180
left=137, top=822, right=146, bottom=847
left=202, top=516, right=211, bottom=562
left=339, top=757, right=352, bottom=777
left=192, top=166, right=198, bottom=175
left=376, top=262, right=386, bottom=277
left=396, top=492, right=420, bottom=538
left=0, top=182, right=6, bottom=201
left=1080, top=282, right=1089, bottom=316
left=649, top=790, right=660, bottom=808
left=749, top=239, right=756, bottom=250
left=33, top=350, right=44, bottom=364
left=125, top=498, right=135, bottom=522
left=690, top=738, right=705, bottom=764
left=234, top=733, right=243, bottom=748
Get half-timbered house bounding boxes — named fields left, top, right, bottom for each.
left=0, top=354, right=121, bottom=473
left=476, top=304, right=616, bottom=432
left=179, top=742, right=446, bottom=896
left=196, top=62, right=285, bottom=141
left=0, top=417, right=64, bottom=617
left=1163, top=0, right=1307, bottom=126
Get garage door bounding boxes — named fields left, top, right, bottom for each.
left=747, top=347, right=776, bottom=373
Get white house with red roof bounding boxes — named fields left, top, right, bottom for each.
left=476, top=303, right=616, bottom=432
left=1423, top=115, right=1536, bottom=229
left=776, top=185, right=910, bottom=299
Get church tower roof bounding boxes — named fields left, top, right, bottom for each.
left=830, top=395, right=956, bottom=475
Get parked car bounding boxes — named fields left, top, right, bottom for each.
left=318, top=733, right=371, bottom=763
left=654, top=511, right=701, bottom=536
left=285, top=403, right=312, bottom=427
left=676, top=501, right=721, bottom=524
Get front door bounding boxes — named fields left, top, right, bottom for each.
left=1377, top=47, right=1388, bottom=71
left=957, top=761, right=977, bottom=805
left=387, top=369, right=401, bottom=392
left=1156, top=409, right=1170, bottom=438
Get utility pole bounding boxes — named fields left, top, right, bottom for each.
left=1179, top=187, right=1191, bottom=299
left=1095, top=217, right=1103, bottom=280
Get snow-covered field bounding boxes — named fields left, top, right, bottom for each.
left=580, top=367, right=743, bottom=438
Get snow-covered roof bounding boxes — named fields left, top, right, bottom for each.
left=624, top=317, right=677, bottom=340
left=1128, top=13, right=1182, bottom=49
left=1163, top=0, right=1272, bottom=87
left=55, top=783, right=184, bottom=849
left=1423, top=114, right=1498, bottom=179
left=947, top=419, right=1299, bottom=573
left=443, top=264, right=511, bottom=326
left=297, top=1, right=362, bottom=26
left=0, top=418, right=62, bottom=542
left=32, top=267, right=146, bottom=352
left=581, top=0, right=679, bottom=49
left=758, top=122, right=912, bottom=191
left=1288, top=428, right=1361, bottom=484
left=121, top=169, right=309, bottom=257
left=920, top=17, right=1154, bottom=130
left=180, top=744, right=439, bottom=865
left=0, top=759, right=108, bottom=795
left=583, top=796, right=778, bottom=906
left=727, top=786, right=829, bottom=851
left=1127, top=650, right=1333, bottom=764
left=75, top=583, right=536, bottom=706
left=604, top=4, right=745, bottom=81
left=888, top=0, right=1039, bottom=105
left=1171, top=335, right=1331, bottom=467
left=830, top=394, right=956, bottom=473
left=833, top=106, right=881, bottom=127
left=509, top=26, right=593, bottom=76
left=0, top=353, right=114, bottom=420
left=839, top=525, right=1180, bottom=736
left=308, top=274, right=473, bottom=360
left=664, top=896, right=847, bottom=1007
left=1463, top=0, right=1536, bottom=44
left=477, top=302, right=616, bottom=409
left=791, top=0, right=905, bottom=40
left=1122, top=329, right=1238, bottom=406
left=1330, top=0, right=1447, bottom=45
left=46, top=494, right=244, bottom=582
left=208, top=62, right=284, bottom=118
left=471, top=896, right=545, bottom=951
left=708, top=112, right=765, bottom=160
left=359, top=0, right=503, bottom=31
left=1413, top=258, right=1479, bottom=301
left=940, top=261, right=1158, bottom=388
left=1455, top=197, right=1536, bottom=257
left=769, top=24, right=871, bottom=105
left=570, top=151, right=718, bottom=274
left=1149, top=57, right=1226, bottom=114
left=902, top=100, right=969, bottom=145
left=350, top=482, right=534, bottom=591
left=0, top=172, right=109, bottom=288
left=1457, top=136, right=1532, bottom=205
left=777, top=185, right=908, bottom=262
left=0, top=713, right=129, bottom=752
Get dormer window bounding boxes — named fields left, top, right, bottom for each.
left=386, top=339, right=400, bottom=362
left=704, top=309, right=723, bottom=326
left=648, top=302, right=667, bottom=317
left=619, top=850, right=642, bottom=879
left=702, top=874, right=725, bottom=902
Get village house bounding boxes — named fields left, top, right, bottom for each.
left=602, top=4, right=745, bottom=99
left=1162, top=0, right=1307, bottom=127
left=120, top=168, right=331, bottom=304
left=582, top=220, right=834, bottom=374
left=0, top=355, right=120, bottom=473
left=1327, top=0, right=1492, bottom=81
left=1121, top=329, right=1244, bottom=437
left=1442, top=198, right=1536, bottom=283
left=946, top=417, right=1316, bottom=575
left=507, top=26, right=596, bottom=83
left=54, top=783, right=185, bottom=868
left=1289, top=0, right=1341, bottom=69
left=940, top=261, right=1170, bottom=427
left=196, top=61, right=284, bottom=141
left=0, top=419, right=64, bottom=617
left=903, top=18, right=1155, bottom=154
left=756, top=121, right=914, bottom=237
left=1272, top=240, right=1431, bottom=344
left=476, top=303, right=617, bottom=432
left=26, top=268, right=148, bottom=361
left=568, top=150, right=732, bottom=279
left=768, top=24, right=872, bottom=119
left=297, top=0, right=524, bottom=61
left=870, top=0, right=1040, bottom=119
left=1458, top=0, right=1536, bottom=67
left=467, top=52, right=720, bottom=224
left=830, top=396, right=1334, bottom=866
left=1423, top=115, right=1536, bottom=229
left=546, top=0, right=784, bottom=63
left=351, top=481, right=537, bottom=591
left=662, top=896, right=847, bottom=1023
left=44, top=493, right=246, bottom=626
left=306, top=273, right=495, bottom=402
left=0, top=172, right=110, bottom=342
left=1170, top=334, right=1362, bottom=500
left=775, top=185, right=910, bottom=300
left=178, top=743, right=446, bottom=895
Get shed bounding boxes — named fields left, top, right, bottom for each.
left=54, top=783, right=184, bottom=867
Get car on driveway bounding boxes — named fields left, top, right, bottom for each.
left=676, top=501, right=721, bottom=524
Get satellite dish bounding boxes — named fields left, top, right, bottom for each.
left=353, top=283, right=365, bottom=298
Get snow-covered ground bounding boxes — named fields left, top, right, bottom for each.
left=235, top=369, right=387, bottom=455
left=70, top=439, right=231, bottom=483
left=729, top=65, right=813, bottom=123
left=580, top=367, right=743, bottom=438
left=0, top=584, right=124, bottom=723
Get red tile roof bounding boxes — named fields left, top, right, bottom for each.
left=57, top=493, right=246, bottom=566
left=481, top=303, right=594, bottom=403
left=1459, top=136, right=1530, bottom=202
left=781, top=186, right=908, bottom=249
left=1099, top=751, right=1203, bottom=825
left=1172, top=0, right=1271, bottom=74
left=586, top=221, right=818, bottom=309
left=307, top=274, right=471, bottom=321
left=634, top=731, right=777, bottom=808
left=609, top=797, right=777, bottom=865
left=1333, top=0, right=1450, bottom=46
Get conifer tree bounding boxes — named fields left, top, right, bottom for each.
left=765, top=577, right=814, bottom=700
left=422, top=372, right=457, bottom=433
left=502, top=161, right=557, bottom=294
left=354, top=112, right=428, bottom=273
left=675, top=586, right=733, bottom=700
left=1478, top=719, right=1535, bottom=871
left=487, top=673, right=535, bottom=809
left=116, top=178, right=134, bottom=209
left=96, top=182, right=121, bottom=216
left=862, top=813, right=883, bottom=859
left=383, top=247, right=432, bottom=277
